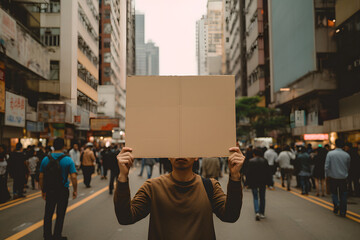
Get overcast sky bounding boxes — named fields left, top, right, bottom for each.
left=135, top=0, right=208, bottom=75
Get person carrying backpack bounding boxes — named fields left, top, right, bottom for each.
left=39, top=138, right=77, bottom=240
left=114, top=146, right=244, bottom=240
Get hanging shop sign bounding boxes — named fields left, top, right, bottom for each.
left=303, top=134, right=329, bottom=141
left=5, top=91, right=26, bottom=127
left=90, top=118, right=119, bottom=131
left=38, top=102, right=66, bottom=123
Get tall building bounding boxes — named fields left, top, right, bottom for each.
left=196, top=15, right=208, bottom=75
left=323, top=0, right=360, bottom=144
left=145, top=41, right=159, bottom=75
left=245, top=0, right=270, bottom=104
left=269, top=0, right=337, bottom=140
left=98, top=0, right=127, bottom=130
left=31, top=0, right=101, bottom=144
left=135, top=12, right=159, bottom=75
left=126, top=0, right=136, bottom=76
left=226, top=0, right=247, bottom=97
left=135, top=12, right=146, bottom=75
left=207, top=0, right=223, bottom=75
left=0, top=1, right=50, bottom=147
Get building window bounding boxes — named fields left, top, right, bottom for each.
left=40, top=28, right=60, bottom=46
left=104, top=9, right=110, bottom=19
left=315, top=9, right=335, bottom=28
left=104, top=38, right=110, bottom=48
left=50, top=61, right=59, bottom=80
left=104, top=52, right=111, bottom=63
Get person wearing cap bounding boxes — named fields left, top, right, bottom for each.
left=114, top=146, right=244, bottom=239
left=81, top=143, right=96, bottom=188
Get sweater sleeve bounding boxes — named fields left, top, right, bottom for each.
left=113, top=180, right=151, bottom=225
left=211, top=178, right=243, bottom=223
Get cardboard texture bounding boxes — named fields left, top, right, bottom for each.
left=126, top=76, right=236, bottom=158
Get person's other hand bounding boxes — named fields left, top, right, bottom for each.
left=228, top=147, right=245, bottom=181
left=117, top=147, right=134, bottom=182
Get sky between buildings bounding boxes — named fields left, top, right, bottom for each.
left=135, top=0, right=208, bottom=75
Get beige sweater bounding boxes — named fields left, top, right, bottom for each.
left=114, top=173, right=243, bottom=240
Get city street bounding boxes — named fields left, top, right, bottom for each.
left=1, top=165, right=360, bottom=240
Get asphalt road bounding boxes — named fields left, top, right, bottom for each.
left=1, top=165, right=360, bottom=240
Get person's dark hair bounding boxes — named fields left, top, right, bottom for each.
left=53, top=138, right=65, bottom=150
left=324, top=144, right=330, bottom=149
left=300, top=146, right=306, bottom=153
left=253, top=148, right=263, bottom=157
left=335, top=139, right=345, bottom=148
left=283, top=145, right=290, bottom=151
left=37, top=142, right=43, bottom=147
left=270, top=145, right=275, bottom=149
left=16, top=142, right=23, bottom=151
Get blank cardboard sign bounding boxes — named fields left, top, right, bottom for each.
left=125, top=76, right=236, bottom=158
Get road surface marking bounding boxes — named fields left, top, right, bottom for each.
left=274, top=183, right=360, bottom=223
left=0, top=178, right=86, bottom=211
left=5, top=185, right=108, bottom=240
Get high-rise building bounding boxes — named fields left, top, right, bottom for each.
left=269, top=0, right=337, bottom=139
left=98, top=0, right=127, bottom=129
left=207, top=0, right=223, bottom=75
left=32, top=0, right=100, bottom=143
left=245, top=0, right=270, bottom=104
left=196, top=15, right=208, bottom=75
left=225, top=0, right=247, bottom=97
left=135, top=12, right=159, bottom=75
left=126, top=0, right=136, bottom=76
left=323, top=0, right=360, bottom=143
left=135, top=12, right=146, bottom=75
left=145, top=41, right=159, bottom=75
left=0, top=1, right=50, bottom=147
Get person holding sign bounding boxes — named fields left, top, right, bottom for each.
left=113, top=147, right=244, bottom=240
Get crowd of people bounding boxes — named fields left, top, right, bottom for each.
left=240, top=139, right=360, bottom=220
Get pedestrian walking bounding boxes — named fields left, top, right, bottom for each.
left=27, top=149, right=39, bottom=190
left=69, top=143, right=81, bottom=171
left=101, top=147, right=112, bottom=180
left=108, top=147, right=120, bottom=194
left=313, top=145, right=327, bottom=196
left=325, top=139, right=351, bottom=217
left=264, top=145, right=278, bottom=189
left=144, top=158, right=157, bottom=179
left=39, top=138, right=77, bottom=240
left=344, top=143, right=360, bottom=196
left=0, top=145, right=11, bottom=203
left=138, top=158, right=146, bottom=177
left=8, top=143, right=27, bottom=199
left=276, top=145, right=296, bottom=191
left=114, top=146, right=244, bottom=239
left=245, top=148, right=271, bottom=221
left=296, top=146, right=312, bottom=195
left=201, top=157, right=221, bottom=180
left=81, top=143, right=96, bottom=188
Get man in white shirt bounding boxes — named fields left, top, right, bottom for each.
left=69, top=144, right=81, bottom=170
left=264, top=145, right=278, bottom=189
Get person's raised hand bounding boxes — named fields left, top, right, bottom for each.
left=117, top=147, right=134, bottom=182
left=228, top=147, right=245, bottom=181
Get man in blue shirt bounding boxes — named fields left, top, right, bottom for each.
left=325, top=139, right=351, bottom=217
left=39, top=138, right=77, bottom=240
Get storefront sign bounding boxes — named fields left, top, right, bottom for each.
left=38, top=102, right=66, bottom=123
left=5, top=91, right=26, bottom=127
left=304, top=134, right=329, bottom=141
left=90, top=118, right=119, bottom=131
left=74, top=115, right=81, bottom=124
left=26, top=121, right=45, bottom=132
left=0, top=69, right=5, bottom=113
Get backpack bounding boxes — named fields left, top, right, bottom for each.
left=201, top=177, right=213, bottom=207
left=43, top=154, right=67, bottom=194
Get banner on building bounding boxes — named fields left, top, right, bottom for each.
left=90, top=118, right=119, bottom=131
left=295, top=110, right=306, bottom=127
left=5, top=91, right=26, bottom=127
left=38, top=102, right=66, bottom=123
